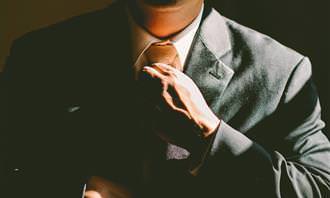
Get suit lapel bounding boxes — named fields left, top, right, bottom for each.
left=184, top=5, right=234, bottom=115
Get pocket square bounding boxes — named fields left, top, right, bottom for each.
left=67, top=106, right=81, bottom=113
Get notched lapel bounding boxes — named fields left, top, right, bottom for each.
left=184, top=7, right=234, bottom=111
left=184, top=39, right=234, bottom=109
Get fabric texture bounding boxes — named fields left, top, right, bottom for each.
left=2, top=1, right=330, bottom=197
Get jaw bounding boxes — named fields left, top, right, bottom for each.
left=134, top=0, right=198, bottom=11
left=141, top=0, right=178, bottom=6
left=129, top=0, right=203, bottom=38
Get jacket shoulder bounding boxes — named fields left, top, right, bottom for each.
left=224, top=17, right=304, bottom=73
left=220, top=17, right=311, bottom=127
left=222, top=17, right=309, bottom=96
left=11, top=0, right=123, bottom=58
left=6, top=2, right=126, bottom=77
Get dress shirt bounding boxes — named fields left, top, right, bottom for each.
left=128, top=4, right=204, bottom=78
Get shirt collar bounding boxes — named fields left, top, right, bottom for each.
left=128, top=4, right=204, bottom=67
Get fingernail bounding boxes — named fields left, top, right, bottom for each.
left=153, top=63, right=166, bottom=66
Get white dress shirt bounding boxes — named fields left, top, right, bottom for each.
left=129, top=4, right=204, bottom=79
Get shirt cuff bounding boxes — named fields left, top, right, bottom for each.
left=188, top=120, right=256, bottom=175
left=188, top=121, right=220, bottom=176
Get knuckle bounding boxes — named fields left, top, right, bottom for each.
left=170, top=70, right=178, bottom=78
left=161, top=91, right=170, bottom=100
left=161, top=78, right=168, bottom=87
left=164, top=77, right=174, bottom=86
left=162, top=90, right=168, bottom=96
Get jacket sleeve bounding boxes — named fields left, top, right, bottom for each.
left=199, top=57, right=330, bottom=197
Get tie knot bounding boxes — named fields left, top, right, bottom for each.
left=145, top=40, right=182, bottom=70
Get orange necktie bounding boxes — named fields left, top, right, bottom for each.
left=143, top=40, right=190, bottom=160
left=144, top=40, right=182, bottom=70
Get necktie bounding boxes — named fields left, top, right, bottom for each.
left=144, top=40, right=182, bottom=70
left=144, top=40, right=190, bottom=160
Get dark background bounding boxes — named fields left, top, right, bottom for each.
left=1, top=0, right=329, bottom=137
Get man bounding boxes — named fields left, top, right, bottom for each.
left=2, top=0, right=330, bottom=197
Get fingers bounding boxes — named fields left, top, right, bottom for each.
left=142, top=66, right=166, bottom=80
left=153, top=63, right=176, bottom=71
left=161, top=90, right=191, bottom=118
left=153, top=63, right=179, bottom=77
left=144, top=63, right=179, bottom=76
left=143, top=65, right=188, bottom=115
left=143, top=65, right=171, bottom=93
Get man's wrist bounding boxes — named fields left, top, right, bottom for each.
left=201, top=116, right=221, bottom=138
left=188, top=121, right=220, bottom=175
left=190, top=119, right=221, bottom=153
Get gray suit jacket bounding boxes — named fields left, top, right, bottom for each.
left=2, top=1, right=330, bottom=197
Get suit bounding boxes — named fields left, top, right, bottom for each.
left=2, top=1, right=330, bottom=197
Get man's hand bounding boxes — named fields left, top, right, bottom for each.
left=85, top=176, right=133, bottom=198
left=142, top=63, right=220, bottom=151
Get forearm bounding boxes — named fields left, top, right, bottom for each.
left=197, top=121, right=330, bottom=197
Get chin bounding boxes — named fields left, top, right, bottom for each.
left=142, top=0, right=178, bottom=6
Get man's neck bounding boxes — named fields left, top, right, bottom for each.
left=128, top=0, right=203, bottom=39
